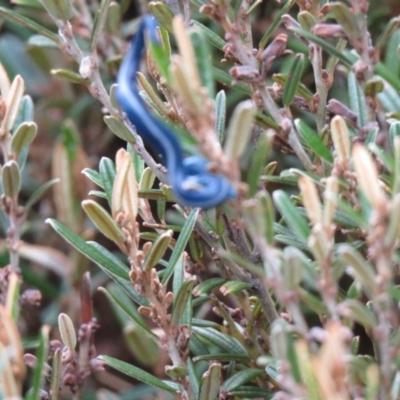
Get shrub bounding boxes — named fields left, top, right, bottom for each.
left=0, top=0, right=400, bottom=398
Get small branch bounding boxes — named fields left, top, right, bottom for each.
left=310, top=44, right=328, bottom=133
left=257, top=87, right=314, bottom=172
left=251, top=278, right=279, bottom=324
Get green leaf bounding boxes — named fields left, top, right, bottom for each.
left=104, top=115, right=132, bottom=141
left=171, top=277, right=196, bottom=326
left=99, top=285, right=156, bottom=337
left=348, top=71, right=367, bottom=127
left=368, top=143, right=394, bottom=172
left=172, top=252, right=191, bottom=325
left=383, top=27, right=400, bottom=75
left=190, top=28, right=215, bottom=98
left=137, top=73, right=170, bottom=118
left=189, top=333, right=210, bottom=356
left=89, top=189, right=107, bottom=199
left=192, top=327, right=248, bottom=356
left=377, top=80, right=400, bottom=113
left=51, top=68, right=89, bottom=84
left=227, top=386, right=274, bottom=398
left=283, top=53, right=304, bottom=107
left=90, top=0, right=112, bottom=50
left=375, top=62, right=400, bottom=92
left=215, top=90, right=226, bottom=143
left=299, top=289, right=328, bottom=315
left=27, top=325, right=50, bottom=400
left=199, top=363, right=221, bottom=400
left=82, top=199, right=125, bottom=244
left=289, top=26, right=352, bottom=66
left=338, top=299, right=377, bottom=329
left=337, top=197, right=367, bottom=229
left=191, top=20, right=226, bottom=50
left=99, top=356, right=177, bottom=393
left=272, top=190, right=311, bottom=241
left=247, top=131, right=271, bottom=197
left=294, top=119, right=333, bottom=162
left=149, top=30, right=171, bottom=83
left=162, top=208, right=199, bottom=284
left=13, top=95, right=34, bottom=132
left=13, top=95, right=34, bottom=168
left=138, top=189, right=168, bottom=200
left=220, top=281, right=252, bottom=295
left=148, top=2, right=174, bottom=33
left=42, top=0, right=74, bottom=20
left=222, top=369, right=263, bottom=391
left=11, top=0, right=43, bottom=8
left=50, top=348, right=62, bottom=400
left=328, top=2, right=361, bottom=42
left=2, top=160, right=21, bottom=199
left=259, top=0, right=295, bottom=49
left=212, top=67, right=251, bottom=95
left=337, top=245, right=376, bottom=297
left=272, top=73, right=313, bottom=101
left=99, top=157, right=116, bottom=206
left=143, top=230, right=173, bottom=271
left=11, top=121, right=37, bottom=154
left=187, top=358, right=200, bottom=399
left=193, top=277, right=226, bottom=296
left=27, top=34, right=59, bottom=48
left=193, top=353, right=250, bottom=362
left=0, top=7, right=59, bottom=43
left=390, top=122, right=400, bottom=152
left=88, top=241, right=148, bottom=305
left=298, top=11, right=316, bottom=31
left=192, top=319, right=222, bottom=329
left=82, top=168, right=103, bottom=187
left=46, top=219, right=148, bottom=305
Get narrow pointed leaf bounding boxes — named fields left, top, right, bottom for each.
left=228, top=386, right=274, bottom=398
left=273, top=190, right=311, bottom=241
left=192, top=327, right=248, bottom=356
left=348, top=71, right=367, bottom=127
left=143, top=230, right=173, bottom=271
left=99, top=286, right=155, bottom=336
left=199, top=363, right=221, bottom=400
left=283, top=54, right=304, bottom=107
left=27, top=325, right=50, bottom=400
left=162, top=208, right=199, bottom=284
left=259, top=0, right=295, bottom=48
left=99, top=157, right=116, bottom=206
left=193, top=277, right=226, bottom=296
left=215, top=90, right=226, bottom=143
left=191, top=20, right=226, bottom=50
left=289, top=26, right=352, bottom=66
left=104, top=115, right=131, bottom=141
left=46, top=219, right=148, bottom=305
left=41, top=0, right=73, bottom=20
left=82, top=200, right=125, bottom=245
left=99, top=356, right=176, bottom=392
left=222, top=369, right=263, bottom=391
left=11, top=122, right=37, bottom=154
left=187, top=358, right=200, bottom=399
left=295, top=119, right=333, bottom=162
left=190, top=28, right=215, bottom=98
left=90, top=0, right=112, bottom=50
left=0, top=7, right=59, bottom=43
left=171, top=277, right=195, bottom=326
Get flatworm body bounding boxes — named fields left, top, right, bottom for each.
left=116, top=16, right=236, bottom=208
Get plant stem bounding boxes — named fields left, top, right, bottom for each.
left=310, top=44, right=328, bottom=133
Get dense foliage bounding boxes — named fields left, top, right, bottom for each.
left=0, top=0, right=400, bottom=399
